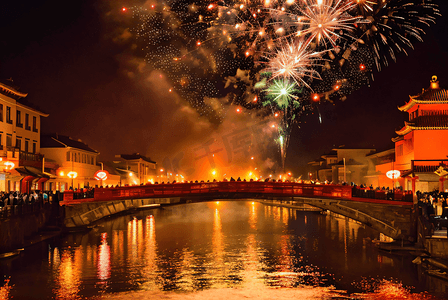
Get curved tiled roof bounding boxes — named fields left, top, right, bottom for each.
left=409, top=115, right=448, bottom=128
left=0, top=81, right=28, bottom=99
left=398, top=78, right=448, bottom=111
left=412, top=88, right=448, bottom=102
left=395, top=115, right=448, bottom=136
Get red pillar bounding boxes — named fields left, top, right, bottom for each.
left=412, top=176, right=419, bottom=205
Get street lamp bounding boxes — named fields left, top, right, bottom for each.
left=67, top=171, right=78, bottom=189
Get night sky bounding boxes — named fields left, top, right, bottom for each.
left=1, top=0, right=448, bottom=178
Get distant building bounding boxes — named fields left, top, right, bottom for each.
left=40, top=134, right=106, bottom=191
left=0, top=80, right=49, bottom=192
left=308, top=150, right=337, bottom=182
left=112, top=153, right=157, bottom=186
left=308, top=146, right=375, bottom=185
left=389, top=76, right=448, bottom=193
left=365, top=148, right=395, bottom=189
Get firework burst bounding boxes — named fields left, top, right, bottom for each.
left=262, top=38, right=323, bottom=90
left=297, top=0, right=361, bottom=47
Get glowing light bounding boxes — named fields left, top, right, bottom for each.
left=129, top=172, right=133, bottom=177
left=196, top=41, right=201, bottom=46
left=94, top=170, right=109, bottom=181
left=359, top=63, right=366, bottom=71
left=59, top=171, right=64, bottom=177
left=160, top=169, right=164, bottom=172
left=386, top=170, right=401, bottom=180
left=122, top=7, right=127, bottom=12
left=67, top=171, right=78, bottom=179
left=212, top=169, right=216, bottom=176
left=312, top=93, right=320, bottom=102
left=3, top=161, right=15, bottom=171
left=236, top=107, right=242, bottom=113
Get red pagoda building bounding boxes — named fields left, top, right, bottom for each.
left=392, top=76, right=448, bottom=194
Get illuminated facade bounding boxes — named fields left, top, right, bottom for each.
left=112, top=153, right=157, bottom=185
left=391, top=76, right=448, bottom=193
left=40, top=134, right=103, bottom=191
left=0, top=80, right=49, bottom=192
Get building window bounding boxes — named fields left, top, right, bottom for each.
left=6, top=134, right=12, bottom=147
left=66, top=151, right=71, bottom=161
left=0, top=104, right=3, bottom=122
left=32, top=116, right=38, bottom=132
left=16, top=138, right=21, bottom=150
left=397, top=145, right=403, bottom=157
left=16, top=110, right=23, bottom=127
left=25, top=113, right=30, bottom=130
left=25, top=140, right=29, bottom=153
left=6, top=106, right=12, bottom=124
left=32, top=142, right=36, bottom=154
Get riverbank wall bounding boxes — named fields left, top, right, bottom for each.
left=63, top=197, right=181, bottom=228
left=0, top=203, right=60, bottom=254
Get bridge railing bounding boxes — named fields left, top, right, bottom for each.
left=61, top=181, right=355, bottom=204
left=61, top=182, right=416, bottom=205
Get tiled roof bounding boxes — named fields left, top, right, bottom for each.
left=409, top=115, right=448, bottom=128
left=41, top=134, right=98, bottom=153
left=119, top=154, right=156, bottom=164
left=0, top=80, right=27, bottom=99
left=413, top=88, right=448, bottom=102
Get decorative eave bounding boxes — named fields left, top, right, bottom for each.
left=391, top=136, right=403, bottom=143
left=398, top=97, right=416, bottom=112
left=395, top=123, right=412, bottom=136
left=394, top=122, right=448, bottom=137
left=0, top=82, right=28, bottom=98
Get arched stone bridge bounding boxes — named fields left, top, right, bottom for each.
left=62, top=181, right=414, bottom=241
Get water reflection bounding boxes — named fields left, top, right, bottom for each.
left=98, top=232, right=111, bottom=283
left=52, top=248, right=83, bottom=299
left=1, top=201, right=447, bottom=299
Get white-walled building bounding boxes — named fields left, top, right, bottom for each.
left=0, top=80, right=48, bottom=192
left=40, top=134, right=103, bottom=191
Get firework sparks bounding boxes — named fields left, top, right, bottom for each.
left=124, top=0, right=441, bottom=172
left=264, top=78, right=300, bottom=108
left=262, top=38, right=323, bottom=90
left=296, top=0, right=360, bottom=47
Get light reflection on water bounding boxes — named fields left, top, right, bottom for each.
left=1, top=201, right=447, bottom=299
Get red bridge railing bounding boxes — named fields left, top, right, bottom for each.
left=61, top=181, right=415, bottom=204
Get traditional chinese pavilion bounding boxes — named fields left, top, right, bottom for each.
left=392, top=76, right=448, bottom=193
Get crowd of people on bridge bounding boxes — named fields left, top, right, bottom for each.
left=417, top=190, right=448, bottom=236
left=418, top=191, right=448, bottom=218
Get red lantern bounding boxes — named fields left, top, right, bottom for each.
left=95, top=170, right=109, bottom=181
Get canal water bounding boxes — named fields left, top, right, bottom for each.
left=1, top=201, right=447, bottom=299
